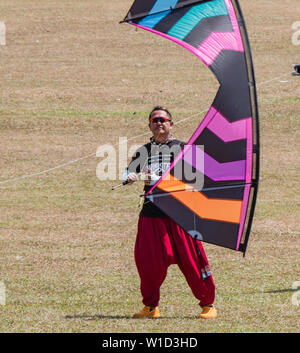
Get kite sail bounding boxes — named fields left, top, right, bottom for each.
left=122, top=0, right=260, bottom=255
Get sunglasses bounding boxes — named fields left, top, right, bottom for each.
left=150, top=117, right=171, bottom=124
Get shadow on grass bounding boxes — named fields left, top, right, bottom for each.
left=65, top=314, right=132, bottom=320
left=244, top=288, right=298, bottom=295
left=65, top=314, right=197, bottom=320
left=263, top=288, right=298, bottom=294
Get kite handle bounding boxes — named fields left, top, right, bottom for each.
left=111, top=180, right=128, bottom=191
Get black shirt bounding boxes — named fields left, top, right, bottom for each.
left=127, top=138, right=185, bottom=218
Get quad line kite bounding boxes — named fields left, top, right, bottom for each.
left=122, top=0, right=260, bottom=255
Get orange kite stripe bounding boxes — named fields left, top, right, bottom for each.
left=157, top=174, right=242, bottom=224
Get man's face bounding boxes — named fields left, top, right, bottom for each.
left=149, top=110, right=173, bottom=140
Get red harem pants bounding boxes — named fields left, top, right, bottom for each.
left=134, top=216, right=215, bottom=307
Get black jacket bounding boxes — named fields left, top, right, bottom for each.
left=127, top=138, right=185, bottom=217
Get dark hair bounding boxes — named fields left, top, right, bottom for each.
left=149, top=106, right=172, bottom=121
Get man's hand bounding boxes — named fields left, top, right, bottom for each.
left=126, top=173, right=139, bottom=184
left=143, top=168, right=160, bottom=186
left=144, top=171, right=152, bottom=186
left=124, top=170, right=160, bottom=185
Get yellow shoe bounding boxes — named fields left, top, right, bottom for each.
left=133, top=306, right=160, bottom=319
left=199, top=305, right=217, bottom=319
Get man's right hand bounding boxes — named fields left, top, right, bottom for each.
left=126, top=173, right=139, bottom=184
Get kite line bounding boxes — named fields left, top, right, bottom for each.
left=0, top=71, right=295, bottom=188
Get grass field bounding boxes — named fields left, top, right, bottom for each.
left=0, top=0, right=299, bottom=333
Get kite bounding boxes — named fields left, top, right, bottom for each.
left=122, top=0, right=260, bottom=255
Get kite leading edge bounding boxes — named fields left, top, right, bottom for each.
left=122, top=0, right=260, bottom=255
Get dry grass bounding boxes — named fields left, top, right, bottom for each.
left=0, top=0, right=299, bottom=332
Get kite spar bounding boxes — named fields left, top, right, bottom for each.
left=122, top=0, right=260, bottom=255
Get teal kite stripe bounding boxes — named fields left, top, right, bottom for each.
left=138, top=10, right=171, bottom=28
left=167, top=0, right=228, bottom=40
left=138, top=0, right=179, bottom=29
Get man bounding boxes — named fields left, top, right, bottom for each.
left=124, top=106, right=217, bottom=319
